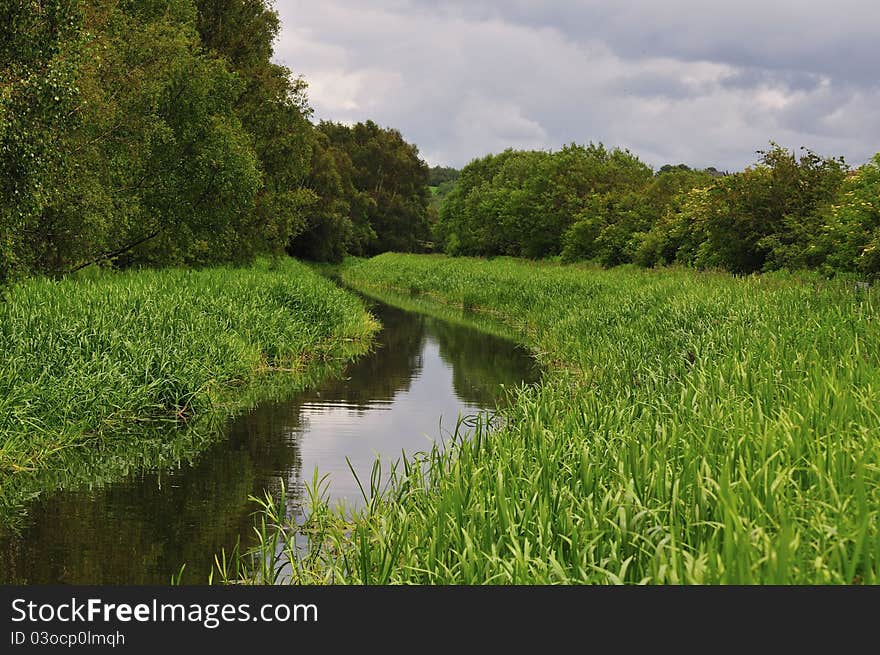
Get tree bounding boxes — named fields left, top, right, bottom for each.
left=427, top=165, right=459, bottom=187
left=287, top=130, right=373, bottom=263
left=317, top=120, right=430, bottom=256
left=72, top=0, right=263, bottom=269
left=194, top=0, right=315, bottom=259
left=0, top=0, right=84, bottom=284
left=439, top=143, right=653, bottom=259
left=428, top=165, right=460, bottom=220
left=1, top=0, right=275, bottom=277
left=1, top=0, right=320, bottom=280
left=630, top=168, right=718, bottom=267
left=696, top=145, right=846, bottom=273
left=821, top=154, right=880, bottom=278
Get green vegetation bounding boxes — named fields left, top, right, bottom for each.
left=0, top=259, right=377, bottom=520
left=436, top=144, right=658, bottom=259
left=219, top=254, right=880, bottom=584
left=427, top=165, right=460, bottom=222
left=428, top=166, right=460, bottom=188
left=435, top=144, right=880, bottom=278
left=0, top=0, right=430, bottom=288
left=3, top=0, right=874, bottom=284
left=289, top=120, right=431, bottom=262
left=5, top=0, right=880, bottom=589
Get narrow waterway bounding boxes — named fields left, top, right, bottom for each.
left=0, top=293, right=540, bottom=584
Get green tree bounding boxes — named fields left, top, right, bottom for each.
left=427, top=165, right=459, bottom=187
left=440, top=144, right=653, bottom=259
left=695, top=145, right=846, bottom=273
left=435, top=149, right=518, bottom=256
left=0, top=0, right=84, bottom=284
left=288, top=130, right=373, bottom=262
left=629, top=168, right=718, bottom=267
left=428, top=165, right=460, bottom=221
left=74, top=0, right=262, bottom=269
left=2, top=0, right=276, bottom=278
left=194, top=0, right=315, bottom=259
left=821, top=154, right=880, bottom=278
left=319, top=120, right=430, bottom=255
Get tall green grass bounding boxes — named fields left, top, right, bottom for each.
left=0, top=259, right=378, bottom=523
left=220, top=254, right=880, bottom=584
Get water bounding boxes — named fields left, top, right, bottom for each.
left=0, top=295, right=539, bottom=584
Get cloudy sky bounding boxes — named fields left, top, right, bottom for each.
left=273, top=1, right=880, bottom=170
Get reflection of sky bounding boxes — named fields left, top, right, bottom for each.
left=287, top=336, right=484, bottom=507
left=1, top=297, right=538, bottom=584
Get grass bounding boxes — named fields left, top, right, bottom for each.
left=218, top=253, right=880, bottom=584
left=0, top=258, right=378, bottom=525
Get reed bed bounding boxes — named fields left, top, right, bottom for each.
left=0, top=259, right=378, bottom=520
left=220, top=254, right=879, bottom=584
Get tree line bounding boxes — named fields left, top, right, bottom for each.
left=5, top=0, right=878, bottom=285
left=434, top=144, right=880, bottom=277
left=0, top=0, right=430, bottom=287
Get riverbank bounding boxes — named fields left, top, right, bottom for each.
left=0, top=259, right=378, bottom=525
left=225, top=254, right=879, bottom=584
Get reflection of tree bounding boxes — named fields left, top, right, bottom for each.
left=0, top=299, right=542, bottom=584
left=299, top=303, right=426, bottom=410
left=428, top=318, right=541, bottom=406
left=0, top=409, right=304, bottom=584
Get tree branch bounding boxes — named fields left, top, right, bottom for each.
left=65, top=229, right=162, bottom=275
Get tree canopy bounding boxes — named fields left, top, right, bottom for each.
left=436, top=144, right=654, bottom=259
left=1, top=0, right=431, bottom=285
left=2, top=1, right=878, bottom=283
left=434, top=142, right=876, bottom=278
left=428, top=166, right=459, bottom=187
left=290, top=120, right=431, bottom=261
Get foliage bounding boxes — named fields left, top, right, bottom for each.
left=0, top=258, right=378, bottom=514
left=0, top=0, right=85, bottom=284
left=288, top=130, right=373, bottom=262
left=822, top=154, right=880, bottom=278
left=427, top=165, right=459, bottom=187
left=0, top=0, right=324, bottom=281
left=427, top=165, right=460, bottom=222
left=436, top=144, right=653, bottom=259
left=698, top=146, right=846, bottom=273
left=223, top=254, right=880, bottom=584
left=195, top=0, right=316, bottom=259
left=435, top=142, right=878, bottom=280
left=291, top=120, right=431, bottom=260
left=92, top=0, right=264, bottom=269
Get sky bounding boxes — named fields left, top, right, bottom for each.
left=273, top=1, right=880, bottom=171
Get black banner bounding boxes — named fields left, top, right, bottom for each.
left=1, top=586, right=876, bottom=650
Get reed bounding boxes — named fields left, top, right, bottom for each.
left=220, top=254, right=880, bottom=584
left=0, top=258, right=378, bottom=522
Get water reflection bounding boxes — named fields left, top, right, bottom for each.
left=0, top=297, right=539, bottom=584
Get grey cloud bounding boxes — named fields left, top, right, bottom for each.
left=720, top=69, right=826, bottom=94
left=273, top=1, right=880, bottom=169
left=406, top=1, right=880, bottom=85
left=609, top=71, right=713, bottom=100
